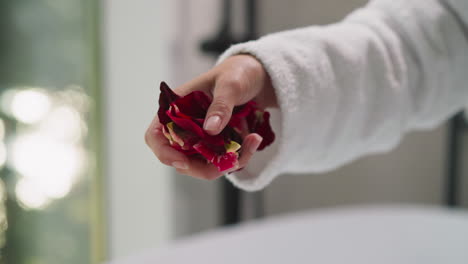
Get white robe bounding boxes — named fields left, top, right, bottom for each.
left=217, top=0, right=468, bottom=191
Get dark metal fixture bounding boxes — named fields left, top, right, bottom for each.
left=200, top=0, right=260, bottom=225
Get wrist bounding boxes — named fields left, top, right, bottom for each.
left=259, top=70, right=278, bottom=108
left=237, top=54, right=278, bottom=108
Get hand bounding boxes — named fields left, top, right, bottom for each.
left=145, top=55, right=277, bottom=179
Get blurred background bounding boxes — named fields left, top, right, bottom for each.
left=0, top=0, right=467, bottom=263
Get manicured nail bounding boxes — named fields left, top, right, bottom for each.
left=248, top=137, right=262, bottom=154
left=204, top=115, right=221, bottom=132
left=172, top=161, right=188, bottom=170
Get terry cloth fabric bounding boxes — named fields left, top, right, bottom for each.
left=217, top=0, right=468, bottom=191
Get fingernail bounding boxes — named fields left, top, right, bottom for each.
left=247, top=138, right=262, bottom=154
left=204, top=115, right=221, bottom=132
left=172, top=161, right=188, bottom=170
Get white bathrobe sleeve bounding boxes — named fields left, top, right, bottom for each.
left=217, top=0, right=468, bottom=191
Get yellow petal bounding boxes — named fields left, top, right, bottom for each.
left=167, top=122, right=184, bottom=147
left=255, top=110, right=264, bottom=122
left=162, top=125, right=174, bottom=144
left=225, top=141, right=241, bottom=153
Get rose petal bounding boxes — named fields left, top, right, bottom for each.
left=157, top=82, right=275, bottom=171
left=170, top=103, right=192, bottom=119
left=214, top=152, right=239, bottom=172
left=171, top=143, right=199, bottom=155
left=205, top=136, right=226, bottom=147
left=229, top=101, right=256, bottom=129
left=193, top=142, right=239, bottom=171
left=158, top=82, right=180, bottom=125
left=171, top=123, right=201, bottom=150
left=174, top=91, right=212, bottom=118
left=193, top=142, right=216, bottom=163
left=247, top=110, right=275, bottom=150
left=233, top=101, right=257, bottom=118
left=167, top=108, right=205, bottom=138
left=166, top=122, right=185, bottom=147
left=162, top=125, right=174, bottom=145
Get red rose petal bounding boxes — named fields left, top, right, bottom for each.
left=193, top=142, right=216, bottom=163
left=247, top=110, right=275, bottom=150
left=194, top=118, right=205, bottom=125
left=233, top=101, right=257, bottom=118
left=174, top=91, right=212, bottom=118
left=170, top=103, right=192, bottom=119
left=214, top=152, right=239, bottom=172
left=172, top=143, right=199, bottom=155
left=167, top=109, right=205, bottom=138
left=157, top=82, right=275, bottom=172
left=194, top=143, right=239, bottom=171
left=229, top=101, right=256, bottom=129
left=158, top=82, right=180, bottom=125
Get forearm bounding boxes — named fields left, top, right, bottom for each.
left=218, top=0, right=468, bottom=191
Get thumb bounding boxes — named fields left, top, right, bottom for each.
left=203, top=80, right=241, bottom=135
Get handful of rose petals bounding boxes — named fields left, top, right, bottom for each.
left=158, top=82, right=275, bottom=172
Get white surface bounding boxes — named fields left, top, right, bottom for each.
left=219, top=0, right=468, bottom=191
left=103, top=0, right=174, bottom=259
left=110, top=205, right=468, bottom=264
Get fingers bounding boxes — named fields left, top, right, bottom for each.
left=238, top=133, right=263, bottom=168
left=148, top=57, right=265, bottom=178
left=144, top=115, right=232, bottom=180
left=175, top=159, right=223, bottom=180
left=144, top=116, right=190, bottom=169
left=203, top=78, right=243, bottom=135
left=175, top=133, right=263, bottom=180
